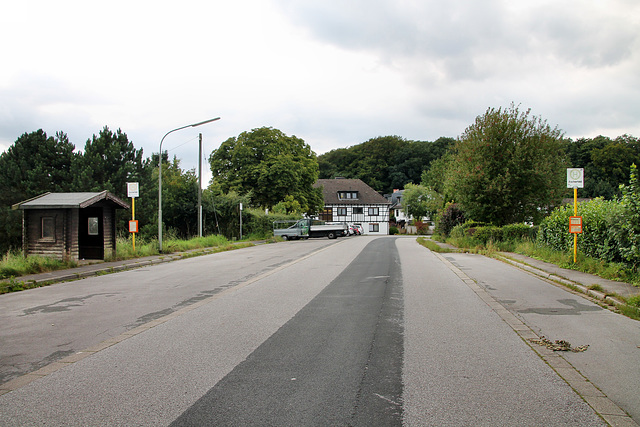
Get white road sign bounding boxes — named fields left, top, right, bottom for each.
left=567, top=168, right=584, bottom=189
left=127, top=182, right=139, bottom=198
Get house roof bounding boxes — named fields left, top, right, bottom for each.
left=386, top=189, right=404, bottom=208
left=314, top=179, right=390, bottom=205
left=12, top=191, right=130, bottom=210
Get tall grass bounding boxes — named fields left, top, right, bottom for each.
left=0, top=251, right=77, bottom=280
left=0, top=234, right=244, bottom=281
left=110, top=234, right=234, bottom=261
left=512, top=240, right=638, bottom=285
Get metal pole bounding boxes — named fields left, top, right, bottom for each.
left=159, top=117, right=220, bottom=252
left=198, top=133, right=203, bottom=237
left=574, top=187, right=578, bottom=263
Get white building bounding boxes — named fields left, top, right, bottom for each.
left=314, top=178, right=391, bottom=235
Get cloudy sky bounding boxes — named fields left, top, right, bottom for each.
left=2, top=0, right=639, bottom=183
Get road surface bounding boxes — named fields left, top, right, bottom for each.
left=1, top=236, right=636, bottom=425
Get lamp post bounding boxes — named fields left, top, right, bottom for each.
left=158, top=117, right=220, bottom=252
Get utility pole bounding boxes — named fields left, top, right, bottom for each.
left=198, top=133, right=203, bottom=237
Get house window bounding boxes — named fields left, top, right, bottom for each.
left=41, top=217, right=54, bottom=240
left=368, top=207, right=379, bottom=216
left=338, top=191, right=358, bottom=200
left=88, top=217, right=99, bottom=236
left=318, top=208, right=333, bottom=221
left=369, top=223, right=380, bottom=232
left=337, top=207, right=347, bottom=216
left=353, top=207, right=363, bottom=215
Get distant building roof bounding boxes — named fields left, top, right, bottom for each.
left=13, top=191, right=130, bottom=210
left=314, top=179, right=390, bottom=205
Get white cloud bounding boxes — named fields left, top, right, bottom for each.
left=2, top=0, right=639, bottom=183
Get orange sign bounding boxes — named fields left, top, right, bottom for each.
left=129, top=220, right=139, bottom=233
left=569, top=216, right=582, bottom=234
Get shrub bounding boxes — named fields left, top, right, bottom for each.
left=389, top=226, right=399, bottom=235
left=502, top=223, right=537, bottom=241
left=414, top=221, right=429, bottom=235
left=473, top=226, right=503, bottom=245
left=537, top=195, right=635, bottom=265
left=435, top=203, right=465, bottom=237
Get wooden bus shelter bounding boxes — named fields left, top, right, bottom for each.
left=12, top=191, right=129, bottom=261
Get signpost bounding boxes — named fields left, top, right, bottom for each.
left=566, top=169, right=584, bottom=263
left=239, top=202, right=243, bottom=240
left=127, top=182, right=139, bottom=251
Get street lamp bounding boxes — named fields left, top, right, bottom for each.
left=158, top=117, right=220, bottom=252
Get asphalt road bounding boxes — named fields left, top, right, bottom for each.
left=1, top=236, right=631, bottom=425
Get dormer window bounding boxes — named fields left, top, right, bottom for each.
left=338, top=191, right=358, bottom=200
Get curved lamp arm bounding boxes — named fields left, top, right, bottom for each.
left=159, top=117, right=220, bottom=252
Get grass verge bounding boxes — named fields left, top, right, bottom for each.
left=416, top=237, right=456, bottom=253
left=0, top=234, right=264, bottom=294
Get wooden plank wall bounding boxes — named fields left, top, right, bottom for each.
left=66, top=208, right=79, bottom=261
left=25, top=209, right=66, bottom=260
left=102, top=205, right=114, bottom=259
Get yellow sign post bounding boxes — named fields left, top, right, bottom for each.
left=567, top=169, right=584, bottom=263
left=127, top=182, right=139, bottom=252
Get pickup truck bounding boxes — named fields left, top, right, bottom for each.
left=273, top=218, right=348, bottom=240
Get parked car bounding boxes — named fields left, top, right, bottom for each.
left=353, top=224, right=363, bottom=235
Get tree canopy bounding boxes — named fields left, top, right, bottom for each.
left=566, top=134, right=640, bottom=199
left=401, top=183, right=442, bottom=220
left=209, top=127, right=323, bottom=213
left=73, top=126, right=147, bottom=199
left=319, top=136, right=454, bottom=194
left=443, top=105, right=567, bottom=225
left=0, top=130, right=77, bottom=252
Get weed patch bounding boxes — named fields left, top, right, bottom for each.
left=416, top=237, right=455, bottom=253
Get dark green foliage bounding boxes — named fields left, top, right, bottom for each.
left=449, top=221, right=536, bottom=245
left=435, top=203, right=466, bottom=237
left=0, top=130, right=76, bottom=252
left=74, top=126, right=151, bottom=239
left=565, top=135, right=640, bottom=199
left=537, top=165, right=640, bottom=268
left=402, top=183, right=443, bottom=220
left=159, top=157, right=199, bottom=238
left=617, top=164, right=640, bottom=266
left=319, top=136, right=453, bottom=194
left=74, top=126, right=147, bottom=198
left=209, top=127, right=323, bottom=214
left=446, top=104, right=567, bottom=226
left=201, top=189, right=250, bottom=240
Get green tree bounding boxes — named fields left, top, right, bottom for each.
left=202, top=185, right=251, bottom=239
left=618, top=163, right=640, bottom=266
left=159, top=156, right=199, bottom=238
left=343, top=135, right=406, bottom=193
left=446, top=104, right=567, bottom=225
left=564, top=136, right=610, bottom=198
left=421, top=151, right=454, bottom=197
left=590, top=135, right=640, bottom=199
left=0, top=130, right=76, bottom=252
left=402, top=183, right=442, bottom=220
left=209, top=127, right=323, bottom=213
left=73, top=126, right=147, bottom=198
left=319, top=136, right=454, bottom=194
left=389, top=137, right=454, bottom=190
